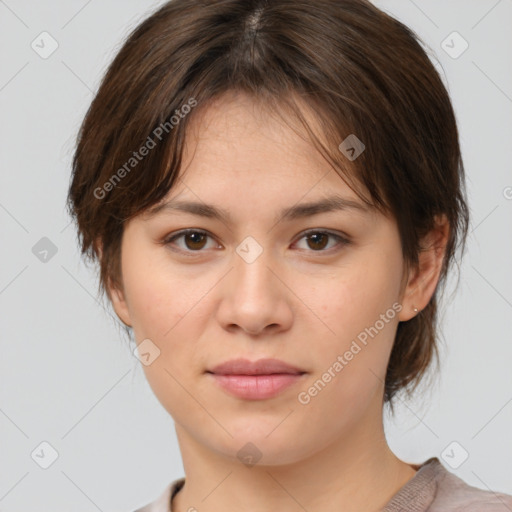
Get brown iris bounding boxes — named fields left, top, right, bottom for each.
left=183, top=232, right=208, bottom=250
left=305, top=233, right=329, bottom=251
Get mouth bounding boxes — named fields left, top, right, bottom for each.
left=206, top=357, right=307, bottom=376
left=205, top=370, right=306, bottom=376
left=206, top=372, right=307, bottom=400
left=205, top=358, right=307, bottom=400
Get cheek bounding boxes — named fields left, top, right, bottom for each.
left=122, top=257, right=210, bottom=412
left=122, top=251, right=216, bottom=393
left=312, top=260, right=400, bottom=338
left=301, top=254, right=402, bottom=390
left=121, top=248, right=201, bottom=340
left=125, top=278, right=177, bottom=341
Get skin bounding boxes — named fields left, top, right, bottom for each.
left=107, top=90, right=449, bottom=512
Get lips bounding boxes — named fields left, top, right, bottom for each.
left=208, top=373, right=305, bottom=400
left=207, top=358, right=306, bottom=376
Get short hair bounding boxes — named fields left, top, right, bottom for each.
left=66, top=0, right=470, bottom=408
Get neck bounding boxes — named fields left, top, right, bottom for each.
left=172, top=401, right=417, bottom=512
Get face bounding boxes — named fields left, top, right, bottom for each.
left=110, top=91, right=418, bottom=465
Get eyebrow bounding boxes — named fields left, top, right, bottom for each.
left=146, top=194, right=370, bottom=225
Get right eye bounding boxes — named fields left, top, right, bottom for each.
left=163, top=229, right=221, bottom=254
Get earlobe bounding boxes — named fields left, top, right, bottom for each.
left=398, top=215, right=449, bottom=322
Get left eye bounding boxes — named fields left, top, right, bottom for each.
left=163, top=229, right=350, bottom=254
left=293, top=230, right=349, bottom=252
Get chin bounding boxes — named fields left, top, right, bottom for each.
left=205, top=425, right=315, bottom=467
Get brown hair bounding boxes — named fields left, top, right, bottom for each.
left=66, top=0, right=469, bottom=407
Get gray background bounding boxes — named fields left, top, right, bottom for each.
left=0, top=0, right=511, bottom=510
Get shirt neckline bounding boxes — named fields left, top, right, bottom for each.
left=382, top=457, right=441, bottom=511
left=167, top=457, right=442, bottom=512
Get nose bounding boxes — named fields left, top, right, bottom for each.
left=215, top=246, right=293, bottom=336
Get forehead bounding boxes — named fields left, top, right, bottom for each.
left=183, top=92, right=324, bottom=174
left=141, top=90, right=376, bottom=225
left=178, top=91, right=366, bottom=194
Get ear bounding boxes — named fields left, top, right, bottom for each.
left=398, top=214, right=450, bottom=322
left=96, top=237, right=133, bottom=328
left=108, top=279, right=133, bottom=328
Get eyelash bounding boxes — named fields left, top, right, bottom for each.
left=162, top=228, right=351, bottom=257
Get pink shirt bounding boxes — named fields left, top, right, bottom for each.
left=133, top=457, right=512, bottom=511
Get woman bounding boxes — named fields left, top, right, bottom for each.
left=66, top=0, right=512, bottom=510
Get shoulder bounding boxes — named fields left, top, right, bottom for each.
left=430, top=460, right=512, bottom=511
left=384, top=457, right=512, bottom=512
left=132, top=477, right=185, bottom=512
